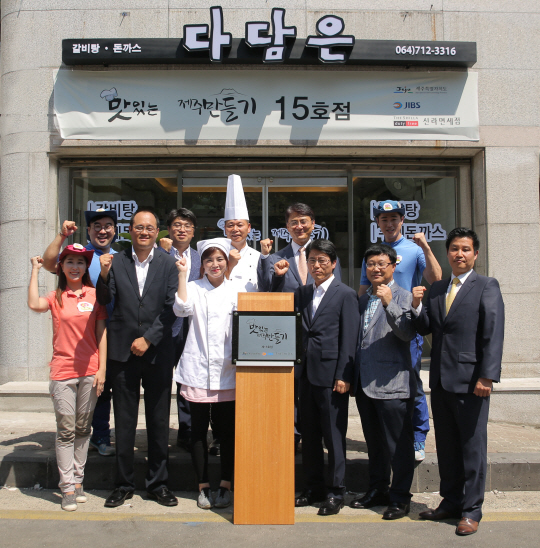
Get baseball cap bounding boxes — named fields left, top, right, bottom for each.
left=373, top=200, right=405, bottom=217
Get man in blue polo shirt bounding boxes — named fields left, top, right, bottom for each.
left=43, top=208, right=118, bottom=456
left=358, top=200, right=442, bottom=481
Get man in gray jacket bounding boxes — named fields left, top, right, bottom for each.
left=351, top=244, right=417, bottom=520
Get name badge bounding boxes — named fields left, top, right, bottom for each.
left=77, top=302, right=94, bottom=313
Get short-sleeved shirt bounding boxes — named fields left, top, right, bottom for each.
left=361, top=236, right=426, bottom=292
left=46, top=287, right=108, bottom=381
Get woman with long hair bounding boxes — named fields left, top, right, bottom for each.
left=28, top=243, right=107, bottom=511
left=173, top=238, right=240, bottom=510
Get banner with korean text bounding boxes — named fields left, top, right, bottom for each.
left=54, top=69, right=478, bottom=141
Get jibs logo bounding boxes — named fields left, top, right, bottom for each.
left=394, top=102, right=421, bottom=109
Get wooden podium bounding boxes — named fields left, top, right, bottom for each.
left=233, top=293, right=295, bottom=525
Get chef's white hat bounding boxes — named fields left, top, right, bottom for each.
left=224, top=174, right=249, bottom=221
left=196, top=237, right=232, bottom=258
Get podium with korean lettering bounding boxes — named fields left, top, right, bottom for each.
left=233, top=293, right=298, bottom=525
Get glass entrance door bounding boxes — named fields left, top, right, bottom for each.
left=182, top=173, right=349, bottom=280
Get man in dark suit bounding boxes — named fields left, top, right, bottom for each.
left=285, top=239, right=359, bottom=516
left=412, top=227, right=505, bottom=536
left=97, top=207, right=179, bottom=508
left=258, top=203, right=342, bottom=292
left=258, top=204, right=342, bottom=450
left=351, top=244, right=417, bottom=520
left=158, top=208, right=201, bottom=452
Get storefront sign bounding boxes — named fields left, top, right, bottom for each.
left=54, top=70, right=479, bottom=141
left=62, top=7, right=476, bottom=67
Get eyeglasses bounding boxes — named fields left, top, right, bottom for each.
left=171, top=222, right=194, bottom=231
left=288, top=218, right=312, bottom=228
left=366, top=261, right=393, bottom=270
left=132, top=225, right=157, bottom=234
left=92, top=223, right=115, bottom=233
left=307, top=257, right=331, bottom=266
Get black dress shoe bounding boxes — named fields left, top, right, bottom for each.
left=419, top=506, right=461, bottom=521
left=104, top=488, right=134, bottom=508
left=295, top=489, right=327, bottom=507
left=382, top=502, right=410, bottom=520
left=350, top=488, right=390, bottom=509
left=318, top=497, right=344, bottom=516
left=147, top=486, right=178, bottom=507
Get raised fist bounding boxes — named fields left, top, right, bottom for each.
left=274, top=259, right=290, bottom=277
left=61, top=220, right=77, bottom=238
left=30, top=256, right=44, bottom=269
left=159, top=237, right=173, bottom=253
left=260, top=238, right=273, bottom=256
left=99, top=253, right=114, bottom=279
left=176, top=257, right=188, bottom=273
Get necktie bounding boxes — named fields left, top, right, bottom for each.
left=445, top=277, right=460, bottom=314
left=298, top=246, right=308, bottom=285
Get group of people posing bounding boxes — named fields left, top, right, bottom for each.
left=27, top=175, right=504, bottom=538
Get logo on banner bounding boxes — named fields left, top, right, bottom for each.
left=393, top=102, right=402, bottom=109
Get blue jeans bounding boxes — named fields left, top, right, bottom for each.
left=410, top=334, right=430, bottom=444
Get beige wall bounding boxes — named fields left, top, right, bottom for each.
left=0, top=1, right=539, bottom=383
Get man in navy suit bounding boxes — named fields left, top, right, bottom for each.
left=286, top=239, right=359, bottom=516
left=412, top=228, right=505, bottom=536
left=258, top=204, right=342, bottom=449
left=159, top=208, right=201, bottom=452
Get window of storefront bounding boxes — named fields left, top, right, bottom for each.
left=71, top=162, right=463, bottom=288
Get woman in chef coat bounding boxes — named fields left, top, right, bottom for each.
left=173, top=238, right=240, bottom=510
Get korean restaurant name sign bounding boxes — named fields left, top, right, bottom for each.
left=54, top=69, right=479, bottom=141
left=62, top=7, right=476, bottom=67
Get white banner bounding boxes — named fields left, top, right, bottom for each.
left=54, top=69, right=478, bottom=141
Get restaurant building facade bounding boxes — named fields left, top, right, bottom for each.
left=1, top=1, right=539, bottom=422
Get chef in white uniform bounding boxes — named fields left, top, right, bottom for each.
left=172, top=237, right=242, bottom=511
left=223, top=174, right=270, bottom=291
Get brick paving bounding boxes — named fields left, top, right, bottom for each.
left=1, top=411, right=540, bottom=455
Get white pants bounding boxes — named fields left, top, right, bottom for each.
left=49, top=376, right=98, bottom=493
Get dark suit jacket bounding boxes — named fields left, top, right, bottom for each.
left=295, top=278, right=360, bottom=388
left=258, top=242, right=342, bottom=292
left=354, top=283, right=417, bottom=399
left=96, top=248, right=179, bottom=366
left=413, top=270, right=505, bottom=393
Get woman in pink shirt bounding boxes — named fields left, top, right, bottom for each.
left=28, top=244, right=107, bottom=512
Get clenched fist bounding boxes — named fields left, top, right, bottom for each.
left=99, top=253, right=114, bottom=281
left=30, top=256, right=44, bottom=270
left=159, top=237, right=173, bottom=253
left=274, top=259, right=290, bottom=277
left=411, top=286, right=426, bottom=309
left=61, top=220, right=77, bottom=238
left=260, top=238, right=273, bottom=255
left=412, top=232, right=428, bottom=250
left=176, top=257, right=188, bottom=273
left=376, top=284, right=393, bottom=307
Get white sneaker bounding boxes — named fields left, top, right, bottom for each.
left=61, top=492, right=78, bottom=512
left=75, top=486, right=87, bottom=503
left=414, top=441, right=426, bottom=462
left=197, top=487, right=214, bottom=509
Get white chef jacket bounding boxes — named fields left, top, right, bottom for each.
left=172, top=276, right=241, bottom=390
left=228, top=244, right=261, bottom=292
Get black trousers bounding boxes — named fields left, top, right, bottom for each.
left=190, top=400, right=235, bottom=485
left=431, top=383, right=490, bottom=522
left=109, top=356, right=173, bottom=492
left=299, top=377, right=349, bottom=498
left=356, top=390, right=415, bottom=504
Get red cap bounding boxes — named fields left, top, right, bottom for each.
left=57, top=244, right=94, bottom=273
